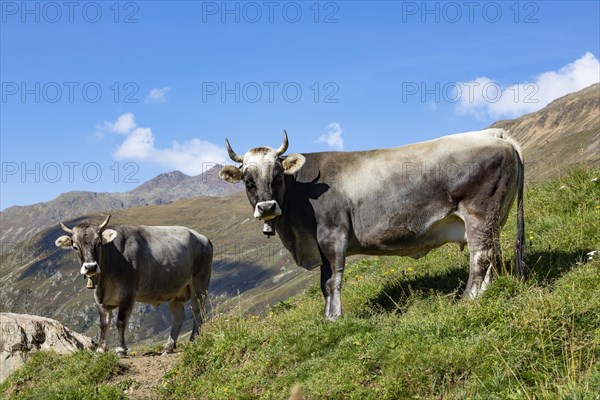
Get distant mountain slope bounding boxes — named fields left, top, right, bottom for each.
left=491, top=83, right=599, bottom=182
left=0, top=166, right=243, bottom=248
left=128, top=170, right=190, bottom=197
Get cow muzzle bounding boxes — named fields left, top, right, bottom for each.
left=80, top=262, right=100, bottom=276
left=254, top=200, right=282, bottom=220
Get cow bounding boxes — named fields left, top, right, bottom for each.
left=219, top=129, right=524, bottom=320
left=55, top=215, right=212, bottom=356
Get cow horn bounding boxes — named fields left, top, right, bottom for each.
left=275, top=130, right=289, bottom=156
left=60, top=222, right=73, bottom=234
left=225, top=138, right=244, bottom=163
left=98, top=215, right=111, bottom=231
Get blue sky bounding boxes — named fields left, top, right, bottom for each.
left=1, top=1, right=599, bottom=209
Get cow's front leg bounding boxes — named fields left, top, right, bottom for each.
left=115, top=297, right=135, bottom=357
left=319, top=261, right=345, bottom=320
left=163, top=300, right=185, bottom=354
left=318, top=226, right=349, bottom=321
left=96, top=306, right=112, bottom=352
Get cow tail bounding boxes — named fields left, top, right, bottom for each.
left=514, top=149, right=525, bottom=279
left=206, top=239, right=214, bottom=264
left=497, top=129, right=525, bottom=279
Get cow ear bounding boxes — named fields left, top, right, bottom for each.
left=55, top=235, right=73, bottom=249
left=282, top=154, right=306, bottom=175
left=219, top=165, right=243, bottom=183
left=102, top=229, right=118, bottom=244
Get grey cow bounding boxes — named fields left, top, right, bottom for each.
left=55, top=215, right=212, bottom=355
left=219, top=129, right=524, bottom=320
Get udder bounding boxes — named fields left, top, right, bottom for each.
left=422, top=214, right=467, bottom=248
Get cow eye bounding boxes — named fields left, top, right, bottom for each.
left=72, top=244, right=79, bottom=251
left=244, top=179, right=255, bottom=188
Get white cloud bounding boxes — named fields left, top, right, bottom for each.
left=455, top=52, right=600, bottom=120
left=113, top=127, right=155, bottom=159
left=105, top=112, right=137, bottom=134
left=104, top=113, right=228, bottom=175
left=317, top=122, right=344, bottom=150
left=145, top=87, right=171, bottom=103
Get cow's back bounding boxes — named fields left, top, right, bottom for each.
left=101, top=225, right=210, bottom=304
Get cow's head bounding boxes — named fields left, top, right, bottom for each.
left=219, top=131, right=305, bottom=221
left=54, top=215, right=118, bottom=277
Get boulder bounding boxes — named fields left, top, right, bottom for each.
left=0, top=313, right=94, bottom=383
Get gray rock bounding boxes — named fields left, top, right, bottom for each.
left=0, top=313, right=94, bottom=383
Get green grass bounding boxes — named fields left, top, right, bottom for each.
left=2, top=166, right=599, bottom=399
left=0, top=351, right=125, bottom=399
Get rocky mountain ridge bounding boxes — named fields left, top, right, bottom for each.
left=0, top=166, right=243, bottom=249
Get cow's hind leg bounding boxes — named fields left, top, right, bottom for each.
left=462, top=212, right=500, bottom=299
left=164, top=300, right=185, bottom=354
left=189, top=293, right=202, bottom=341
left=189, top=238, right=212, bottom=341
left=115, top=297, right=135, bottom=357
left=464, top=245, right=497, bottom=298
left=461, top=208, right=507, bottom=298
left=190, top=274, right=210, bottom=341
left=461, top=145, right=518, bottom=298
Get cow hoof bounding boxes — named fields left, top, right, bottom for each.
left=96, top=347, right=106, bottom=353
left=162, top=346, right=175, bottom=355
left=115, top=347, right=127, bottom=357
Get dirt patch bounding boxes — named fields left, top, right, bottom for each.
left=111, top=351, right=179, bottom=399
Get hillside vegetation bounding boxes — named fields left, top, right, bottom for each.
left=1, top=167, right=599, bottom=399
left=492, top=82, right=599, bottom=183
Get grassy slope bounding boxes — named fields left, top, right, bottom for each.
left=2, top=167, right=599, bottom=399
left=491, top=82, right=600, bottom=184
left=0, top=352, right=125, bottom=400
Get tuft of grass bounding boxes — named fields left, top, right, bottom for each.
left=0, top=351, right=125, bottom=400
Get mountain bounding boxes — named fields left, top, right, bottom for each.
left=491, top=83, right=599, bottom=182
left=128, top=170, right=190, bottom=196
left=0, top=166, right=243, bottom=249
